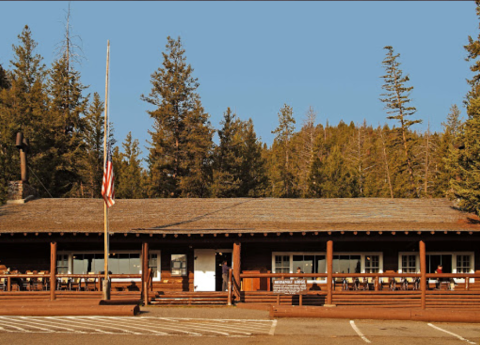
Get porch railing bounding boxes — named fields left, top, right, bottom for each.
left=235, top=272, right=480, bottom=308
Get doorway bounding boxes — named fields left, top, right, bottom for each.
left=427, top=254, right=452, bottom=273
left=215, top=251, right=232, bottom=292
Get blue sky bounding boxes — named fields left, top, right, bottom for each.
left=0, top=1, right=478, bottom=155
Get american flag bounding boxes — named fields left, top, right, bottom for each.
left=101, top=142, right=115, bottom=208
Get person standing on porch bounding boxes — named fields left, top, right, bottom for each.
left=222, top=261, right=231, bottom=291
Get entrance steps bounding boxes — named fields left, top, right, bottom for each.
left=150, top=291, right=229, bottom=305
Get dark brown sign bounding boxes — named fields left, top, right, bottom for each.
left=273, top=279, right=307, bottom=295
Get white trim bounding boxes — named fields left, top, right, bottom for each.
left=398, top=251, right=475, bottom=283
left=57, top=250, right=162, bottom=282
left=271, top=251, right=384, bottom=284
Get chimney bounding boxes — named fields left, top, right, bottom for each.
left=7, top=132, right=38, bottom=204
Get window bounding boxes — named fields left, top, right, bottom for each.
left=56, top=254, right=69, bottom=274
left=332, top=255, right=361, bottom=274
left=275, top=255, right=290, bottom=273
left=171, top=254, right=187, bottom=276
left=456, top=255, right=471, bottom=274
left=149, top=253, right=159, bottom=278
left=401, top=255, right=417, bottom=273
left=272, top=252, right=382, bottom=280
left=364, top=255, right=380, bottom=273
left=60, top=250, right=161, bottom=281
left=292, top=255, right=326, bottom=274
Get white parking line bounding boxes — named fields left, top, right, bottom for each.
left=17, top=317, right=83, bottom=333
left=87, top=317, right=169, bottom=335
left=0, top=317, right=53, bottom=333
left=349, top=320, right=371, bottom=343
left=269, top=319, right=277, bottom=336
left=428, top=323, right=476, bottom=345
left=47, top=317, right=114, bottom=334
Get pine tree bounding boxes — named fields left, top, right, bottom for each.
left=437, top=105, right=463, bottom=197
left=380, top=46, right=422, bottom=197
left=0, top=26, right=48, bottom=197
left=211, top=108, right=243, bottom=197
left=115, top=132, right=146, bottom=199
left=44, top=55, right=88, bottom=197
left=79, top=93, right=105, bottom=198
left=0, top=64, right=9, bottom=90
left=449, top=1, right=480, bottom=214
left=142, top=36, right=214, bottom=198
left=270, top=104, right=296, bottom=197
left=238, top=119, right=268, bottom=197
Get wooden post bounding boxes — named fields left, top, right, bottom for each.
left=466, top=276, right=470, bottom=291
left=227, top=268, right=232, bottom=306
left=233, top=241, right=241, bottom=301
left=375, top=276, right=379, bottom=291
left=420, top=240, right=426, bottom=310
left=326, top=240, right=333, bottom=305
left=50, top=242, right=57, bottom=301
left=299, top=294, right=303, bottom=306
left=142, top=242, right=149, bottom=305
left=7, top=277, right=11, bottom=292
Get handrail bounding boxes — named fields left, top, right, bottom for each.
left=0, top=274, right=142, bottom=279
left=239, top=272, right=480, bottom=279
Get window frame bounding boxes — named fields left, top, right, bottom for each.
left=57, top=250, right=161, bottom=282
left=170, top=254, right=188, bottom=277
left=398, top=251, right=475, bottom=283
left=271, top=251, right=383, bottom=284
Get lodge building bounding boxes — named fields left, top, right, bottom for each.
left=1, top=197, right=480, bottom=303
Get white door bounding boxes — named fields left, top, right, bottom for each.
left=194, top=249, right=216, bottom=291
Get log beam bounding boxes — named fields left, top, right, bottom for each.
left=326, top=240, right=333, bottom=305
left=233, top=241, right=241, bottom=301
left=420, top=240, right=426, bottom=310
left=50, top=242, right=57, bottom=301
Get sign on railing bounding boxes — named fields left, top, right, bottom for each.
left=273, top=279, right=307, bottom=295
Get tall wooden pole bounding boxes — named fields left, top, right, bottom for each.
left=326, top=240, right=333, bottom=305
left=233, top=242, right=241, bottom=301
left=50, top=242, right=57, bottom=301
left=420, top=240, right=426, bottom=309
left=103, top=40, right=111, bottom=300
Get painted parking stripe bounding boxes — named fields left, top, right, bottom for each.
left=156, top=318, right=232, bottom=336
left=79, top=317, right=143, bottom=335
left=125, top=318, right=202, bottom=336
left=350, top=320, right=371, bottom=343
left=64, top=317, right=134, bottom=334
left=428, top=323, right=476, bottom=345
left=269, top=319, right=277, bottom=336
left=0, top=316, right=53, bottom=333
left=17, top=317, right=83, bottom=333
left=47, top=317, right=114, bottom=334
left=87, top=317, right=169, bottom=335
left=167, top=318, right=256, bottom=335
left=0, top=319, right=33, bottom=333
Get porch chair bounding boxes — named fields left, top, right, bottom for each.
left=345, top=277, right=359, bottom=291
left=333, top=277, right=344, bottom=291
left=57, top=277, right=71, bottom=291
left=389, top=277, right=403, bottom=291
left=71, top=277, right=82, bottom=291
left=404, top=277, right=416, bottom=291
left=24, top=271, right=34, bottom=291
left=33, top=271, right=47, bottom=291
left=362, top=277, right=374, bottom=291
left=85, top=272, right=97, bottom=291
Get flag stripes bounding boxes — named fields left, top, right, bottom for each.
left=101, top=143, right=115, bottom=207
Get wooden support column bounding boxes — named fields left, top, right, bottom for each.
left=141, top=242, right=149, bottom=304
left=420, top=240, right=426, bottom=310
left=233, top=241, right=241, bottom=301
left=50, top=242, right=57, bottom=301
left=326, top=240, right=334, bottom=305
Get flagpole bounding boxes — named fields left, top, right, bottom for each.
left=103, top=40, right=110, bottom=300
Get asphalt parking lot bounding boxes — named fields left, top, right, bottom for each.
left=0, top=307, right=478, bottom=345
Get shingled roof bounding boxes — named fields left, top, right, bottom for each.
left=1, top=198, right=480, bottom=235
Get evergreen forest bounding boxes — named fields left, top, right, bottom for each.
left=2, top=3, right=480, bottom=217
